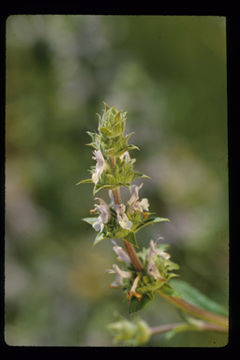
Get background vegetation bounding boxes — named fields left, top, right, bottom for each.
left=5, top=15, right=228, bottom=346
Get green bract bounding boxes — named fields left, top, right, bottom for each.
left=77, top=103, right=149, bottom=193
left=108, top=317, right=151, bottom=346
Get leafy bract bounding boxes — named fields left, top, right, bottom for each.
left=76, top=178, right=92, bottom=185
left=134, top=217, right=170, bottom=233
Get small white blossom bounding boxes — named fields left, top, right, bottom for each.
left=92, top=197, right=110, bottom=232
left=128, top=183, right=149, bottom=214
left=112, top=240, right=131, bottom=265
left=108, top=190, right=132, bottom=230
left=147, top=240, right=165, bottom=280
left=149, top=239, right=170, bottom=260
left=91, top=150, right=107, bottom=184
left=115, top=203, right=133, bottom=230
left=105, top=264, right=131, bottom=288
left=147, top=258, right=163, bottom=280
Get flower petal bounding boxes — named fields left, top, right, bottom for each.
left=92, top=198, right=110, bottom=232
left=91, top=150, right=107, bottom=184
left=92, top=217, right=104, bottom=232
left=112, top=240, right=131, bottom=265
left=147, top=241, right=165, bottom=280
left=138, top=198, right=150, bottom=212
left=128, top=183, right=143, bottom=207
left=150, top=240, right=170, bottom=260
left=115, top=204, right=133, bottom=230
left=106, top=264, right=131, bottom=288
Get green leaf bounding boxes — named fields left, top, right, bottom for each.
left=160, top=283, right=181, bottom=298
left=99, top=126, right=112, bottom=137
left=126, top=144, right=140, bottom=152
left=124, top=232, right=138, bottom=247
left=169, top=279, right=228, bottom=317
left=129, top=294, right=152, bottom=314
left=85, top=142, right=98, bottom=149
left=134, top=217, right=170, bottom=233
left=93, top=232, right=107, bottom=246
left=133, top=172, right=151, bottom=180
left=76, top=178, right=92, bottom=185
left=114, top=144, right=140, bottom=157
left=82, top=217, right=98, bottom=225
left=103, top=102, right=110, bottom=111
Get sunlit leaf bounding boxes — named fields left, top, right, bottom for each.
left=134, top=217, right=170, bottom=233
left=82, top=217, right=98, bottom=225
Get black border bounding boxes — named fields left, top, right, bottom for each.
left=0, top=7, right=236, bottom=354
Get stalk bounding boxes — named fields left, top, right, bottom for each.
left=150, top=320, right=228, bottom=337
left=110, top=156, right=144, bottom=272
left=157, top=289, right=228, bottom=329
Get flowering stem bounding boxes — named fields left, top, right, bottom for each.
left=110, top=156, right=144, bottom=272
left=150, top=320, right=228, bottom=337
left=157, top=289, right=228, bottom=330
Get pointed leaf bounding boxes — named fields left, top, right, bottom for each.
left=86, top=131, right=98, bottom=143
left=99, top=126, right=112, bottom=137
left=76, top=178, right=93, bottom=185
left=127, top=144, right=140, bottom=152
left=134, top=217, right=170, bottom=233
left=103, top=102, right=110, bottom=111
left=86, top=142, right=98, bottom=149
left=82, top=217, right=98, bottom=225
left=133, top=172, right=151, bottom=180
left=125, top=132, right=135, bottom=141
left=93, top=183, right=116, bottom=195
left=169, top=279, right=228, bottom=317
left=93, top=232, right=107, bottom=246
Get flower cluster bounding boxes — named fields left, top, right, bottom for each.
left=105, top=238, right=179, bottom=312
left=78, top=103, right=179, bottom=312
left=77, top=103, right=148, bottom=195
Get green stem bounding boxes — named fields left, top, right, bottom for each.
left=157, top=289, right=228, bottom=330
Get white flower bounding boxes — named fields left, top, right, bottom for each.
left=147, top=257, right=163, bottom=280
left=112, top=240, right=131, bottom=265
left=91, top=150, right=107, bottom=184
left=108, top=190, right=132, bottom=229
left=105, top=264, right=131, bottom=288
left=115, top=203, right=133, bottom=230
left=127, top=183, right=149, bottom=214
left=147, top=240, right=166, bottom=280
left=149, top=239, right=170, bottom=260
left=92, top=197, right=110, bottom=232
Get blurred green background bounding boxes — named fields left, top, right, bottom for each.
left=5, top=15, right=228, bottom=347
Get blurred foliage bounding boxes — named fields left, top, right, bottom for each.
left=5, top=15, right=228, bottom=346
